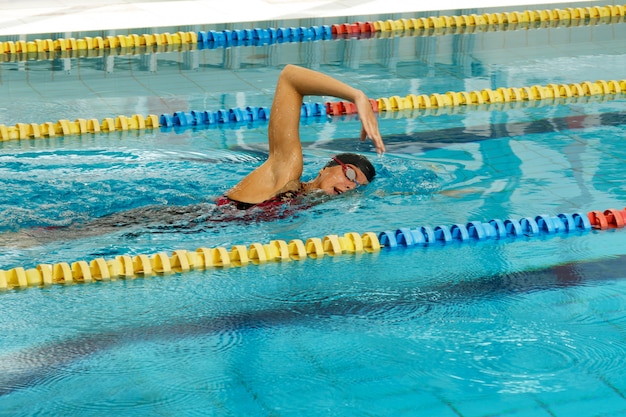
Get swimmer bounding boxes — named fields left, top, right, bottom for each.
left=0, top=65, right=386, bottom=248
left=217, top=64, right=385, bottom=210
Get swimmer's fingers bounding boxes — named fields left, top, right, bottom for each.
left=356, top=94, right=386, bottom=153
left=360, top=125, right=385, bottom=154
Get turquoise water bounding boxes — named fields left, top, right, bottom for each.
left=1, top=12, right=626, bottom=417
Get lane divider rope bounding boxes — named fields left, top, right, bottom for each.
left=1, top=207, right=624, bottom=291
left=0, top=4, right=623, bottom=59
left=0, top=79, right=624, bottom=142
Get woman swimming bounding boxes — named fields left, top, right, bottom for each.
left=0, top=65, right=386, bottom=247
left=217, top=64, right=386, bottom=210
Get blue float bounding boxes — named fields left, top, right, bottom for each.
left=197, top=31, right=210, bottom=45
left=504, top=219, right=522, bottom=236
left=215, top=109, right=229, bottom=123
left=253, top=28, right=270, bottom=41
left=519, top=217, right=539, bottom=235
left=434, top=225, right=452, bottom=243
left=535, top=215, right=557, bottom=233
left=173, top=111, right=192, bottom=126
left=466, top=221, right=487, bottom=240
left=487, top=219, right=507, bottom=239
left=276, top=27, right=293, bottom=40
left=197, top=23, right=345, bottom=51
left=312, top=102, right=326, bottom=116
left=209, top=31, right=225, bottom=46
left=395, top=228, right=415, bottom=246
left=257, top=107, right=270, bottom=120
left=310, top=26, right=323, bottom=39
left=221, top=30, right=233, bottom=44
left=159, top=114, right=173, bottom=127
left=266, top=27, right=278, bottom=40
left=409, top=228, right=426, bottom=245
left=557, top=213, right=576, bottom=231
left=378, top=231, right=397, bottom=248
left=572, top=212, right=592, bottom=230
left=190, top=110, right=207, bottom=125
left=229, top=108, right=245, bottom=122
left=450, top=224, right=470, bottom=241
left=377, top=211, right=595, bottom=250
left=419, top=226, right=435, bottom=244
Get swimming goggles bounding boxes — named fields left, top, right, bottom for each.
left=333, top=156, right=360, bottom=188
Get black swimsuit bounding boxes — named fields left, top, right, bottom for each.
left=215, top=189, right=303, bottom=217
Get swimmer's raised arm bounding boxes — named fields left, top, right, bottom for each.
left=226, top=64, right=385, bottom=205
left=269, top=64, right=385, bottom=155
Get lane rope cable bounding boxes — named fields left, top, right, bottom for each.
left=0, top=4, right=624, bottom=59
left=1, top=207, right=625, bottom=291
left=1, top=79, right=624, bottom=142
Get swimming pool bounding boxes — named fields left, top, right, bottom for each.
left=1, top=4, right=626, bottom=416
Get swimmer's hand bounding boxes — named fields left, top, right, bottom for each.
left=355, top=92, right=385, bottom=154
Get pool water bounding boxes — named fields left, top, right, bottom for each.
left=1, top=9, right=626, bottom=417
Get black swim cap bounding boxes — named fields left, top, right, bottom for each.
left=325, top=153, right=376, bottom=183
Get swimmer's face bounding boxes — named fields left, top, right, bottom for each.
left=316, top=164, right=369, bottom=195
